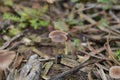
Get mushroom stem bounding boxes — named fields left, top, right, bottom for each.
left=65, top=42, right=69, bottom=55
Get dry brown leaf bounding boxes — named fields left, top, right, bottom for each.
left=12, top=55, right=24, bottom=69
left=31, top=47, right=50, bottom=59
left=88, top=72, right=93, bottom=80
left=106, top=44, right=120, bottom=65
left=32, top=3, right=41, bottom=9
left=0, top=6, right=10, bottom=12
left=42, top=61, right=54, bottom=76
left=77, top=55, right=90, bottom=63
left=60, top=57, right=79, bottom=68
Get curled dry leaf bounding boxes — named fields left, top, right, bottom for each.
left=0, top=50, right=15, bottom=70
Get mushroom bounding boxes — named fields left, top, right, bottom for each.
left=49, top=30, right=68, bottom=43
left=0, top=50, right=15, bottom=69
left=0, top=50, right=15, bottom=80
left=109, top=66, right=120, bottom=79
left=49, top=30, right=68, bottom=55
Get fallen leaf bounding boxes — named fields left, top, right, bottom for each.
left=60, top=57, right=79, bottom=67
left=42, top=61, right=54, bottom=75
left=12, top=55, right=24, bottom=69
left=77, top=55, right=89, bottom=63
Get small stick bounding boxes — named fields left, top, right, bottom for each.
left=85, top=3, right=120, bottom=10
left=0, top=32, right=23, bottom=50
left=49, top=58, right=100, bottom=80
left=109, top=10, right=120, bottom=23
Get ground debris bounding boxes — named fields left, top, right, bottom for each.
left=0, top=0, right=120, bottom=80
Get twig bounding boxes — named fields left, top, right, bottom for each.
left=73, top=4, right=97, bottom=13
left=79, top=50, right=110, bottom=60
left=0, top=33, right=23, bottom=50
left=38, top=58, right=55, bottom=62
left=98, top=68, right=107, bottom=80
left=109, top=10, right=120, bottom=23
left=82, top=13, right=97, bottom=24
left=49, top=59, right=100, bottom=80
left=85, top=3, right=120, bottom=10
left=7, top=41, right=24, bottom=50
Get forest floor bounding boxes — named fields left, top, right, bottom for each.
left=0, top=0, right=120, bottom=80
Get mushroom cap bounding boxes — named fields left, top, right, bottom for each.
left=49, top=30, right=68, bottom=38
left=51, top=34, right=67, bottom=43
left=109, top=66, right=120, bottom=79
left=0, top=50, right=15, bottom=70
left=49, top=30, right=68, bottom=43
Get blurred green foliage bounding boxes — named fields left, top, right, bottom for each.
left=73, top=39, right=80, bottom=46
left=97, top=19, right=109, bottom=30
left=2, top=5, right=50, bottom=30
left=97, top=0, right=117, bottom=4
left=53, top=20, right=69, bottom=31
left=2, top=0, right=13, bottom=6
left=115, top=49, right=120, bottom=61
left=97, top=0, right=117, bottom=9
left=9, top=27, right=21, bottom=36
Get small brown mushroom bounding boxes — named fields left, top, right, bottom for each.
left=49, top=30, right=68, bottom=43
left=49, top=30, right=69, bottom=55
left=0, top=50, right=15, bottom=70
left=109, top=66, right=120, bottom=79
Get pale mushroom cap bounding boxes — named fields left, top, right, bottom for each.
left=0, top=50, right=15, bottom=70
left=49, top=30, right=68, bottom=38
left=51, top=35, right=67, bottom=43
left=49, top=30, right=68, bottom=43
left=109, top=66, right=120, bottom=79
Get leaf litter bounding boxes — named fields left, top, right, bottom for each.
left=0, top=0, right=120, bottom=80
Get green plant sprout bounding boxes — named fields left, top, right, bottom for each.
left=73, top=38, right=81, bottom=51
left=73, top=39, right=80, bottom=46
left=115, top=49, right=120, bottom=61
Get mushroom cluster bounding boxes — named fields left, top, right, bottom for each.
left=109, top=66, right=120, bottom=79
left=49, top=30, right=68, bottom=43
